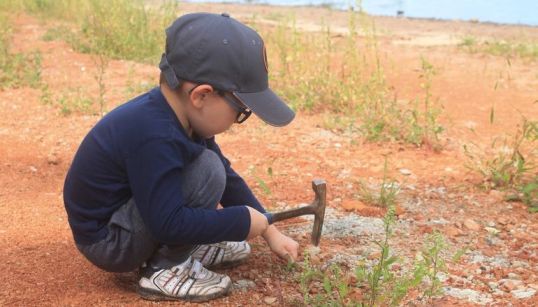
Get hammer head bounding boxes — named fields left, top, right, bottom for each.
left=310, top=179, right=327, bottom=246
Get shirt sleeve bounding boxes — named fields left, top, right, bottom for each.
left=125, top=138, right=251, bottom=245
left=206, top=138, right=267, bottom=213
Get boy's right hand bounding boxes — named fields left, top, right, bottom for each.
left=246, top=206, right=269, bottom=240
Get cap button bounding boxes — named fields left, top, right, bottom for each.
left=221, top=12, right=230, bottom=18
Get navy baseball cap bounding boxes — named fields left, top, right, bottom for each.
left=159, top=12, right=295, bottom=127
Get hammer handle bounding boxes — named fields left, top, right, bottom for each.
left=263, top=179, right=326, bottom=225
left=264, top=206, right=316, bottom=225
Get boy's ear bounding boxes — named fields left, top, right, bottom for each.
left=189, top=84, right=214, bottom=109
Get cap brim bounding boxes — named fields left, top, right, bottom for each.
left=234, top=88, right=295, bottom=127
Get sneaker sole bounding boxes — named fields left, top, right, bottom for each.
left=137, top=282, right=232, bottom=302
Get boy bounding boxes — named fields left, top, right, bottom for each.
left=63, top=12, right=299, bottom=302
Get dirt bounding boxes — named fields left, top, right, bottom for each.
left=1, top=3, right=538, bottom=306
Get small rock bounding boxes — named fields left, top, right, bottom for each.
left=464, top=219, right=481, bottom=231
left=263, top=296, right=277, bottom=305
left=436, top=272, right=449, bottom=282
left=511, top=288, right=536, bottom=299
left=497, top=217, right=509, bottom=225
left=485, top=227, right=500, bottom=235
left=488, top=281, right=499, bottom=290
left=29, top=166, right=38, bottom=173
left=445, top=226, right=462, bottom=237
left=368, top=251, right=382, bottom=260
left=47, top=153, right=60, bottom=165
left=500, top=279, right=523, bottom=292
left=507, top=273, right=520, bottom=280
left=488, top=189, right=504, bottom=202
left=233, top=279, right=256, bottom=291
left=399, top=168, right=412, bottom=176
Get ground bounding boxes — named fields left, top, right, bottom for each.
left=1, top=2, right=537, bottom=306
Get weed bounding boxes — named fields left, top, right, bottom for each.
left=459, top=36, right=538, bottom=61
left=358, top=156, right=400, bottom=208
left=464, top=117, right=537, bottom=189
left=299, top=253, right=351, bottom=306
left=125, top=65, right=156, bottom=96
left=54, top=87, right=94, bottom=115
left=248, top=166, right=273, bottom=196
left=419, top=231, right=447, bottom=300
left=92, top=52, right=109, bottom=116
left=297, top=201, right=453, bottom=306
left=12, top=0, right=178, bottom=63
left=459, top=36, right=478, bottom=53
left=406, top=57, right=444, bottom=150
left=0, top=13, right=42, bottom=89
left=40, top=82, right=52, bottom=105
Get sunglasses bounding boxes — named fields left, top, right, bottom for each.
left=188, top=84, right=252, bottom=124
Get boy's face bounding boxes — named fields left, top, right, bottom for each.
left=186, top=84, right=248, bottom=139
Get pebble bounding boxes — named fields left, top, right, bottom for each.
left=233, top=279, right=256, bottom=291
left=485, top=227, right=500, bottom=235
left=445, top=225, right=462, bottom=237
left=507, top=273, right=520, bottom=280
left=399, top=168, right=412, bottom=176
left=464, top=219, right=481, bottom=231
left=511, top=288, right=536, bottom=299
left=497, top=217, right=509, bottom=225
left=263, top=296, right=277, bottom=305
left=499, top=279, right=523, bottom=291
left=488, top=281, right=499, bottom=290
left=47, top=153, right=60, bottom=165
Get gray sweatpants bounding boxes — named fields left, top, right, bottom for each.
left=76, top=149, right=226, bottom=273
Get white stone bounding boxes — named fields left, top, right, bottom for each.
left=511, top=288, right=536, bottom=299
left=399, top=168, right=412, bottom=175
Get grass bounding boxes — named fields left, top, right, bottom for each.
left=358, top=156, right=400, bottom=208
left=464, top=117, right=538, bottom=212
left=11, top=0, right=178, bottom=64
left=256, top=8, right=444, bottom=147
left=297, top=205, right=453, bottom=306
left=5, top=0, right=445, bottom=147
left=459, top=36, right=538, bottom=61
left=0, top=12, right=42, bottom=89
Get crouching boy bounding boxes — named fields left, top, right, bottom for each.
left=63, top=12, right=299, bottom=302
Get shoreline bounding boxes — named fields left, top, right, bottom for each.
left=181, top=1, right=538, bottom=29
left=178, top=2, right=538, bottom=42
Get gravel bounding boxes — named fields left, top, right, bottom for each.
left=443, top=287, right=493, bottom=305
left=287, top=208, right=385, bottom=239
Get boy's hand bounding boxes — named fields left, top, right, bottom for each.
left=262, top=225, right=299, bottom=261
left=246, top=206, right=269, bottom=240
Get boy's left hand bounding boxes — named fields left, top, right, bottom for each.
left=262, top=225, right=299, bottom=261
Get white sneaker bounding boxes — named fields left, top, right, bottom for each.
left=191, top=241, right=251, bottom=268
left=138, top=257, right=231, bottom=302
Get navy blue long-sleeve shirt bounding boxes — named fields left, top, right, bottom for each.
left=63, top=87, right=265, bottom=245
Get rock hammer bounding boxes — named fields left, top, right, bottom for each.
left=264, top=179, right=327, bottom=246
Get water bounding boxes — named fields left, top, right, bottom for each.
left=185, top=0, right=538, bottom=27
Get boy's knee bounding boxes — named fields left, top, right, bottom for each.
left=181, top=149, right=226, bottom=209
left=197, top=150, right=226, bottom=187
